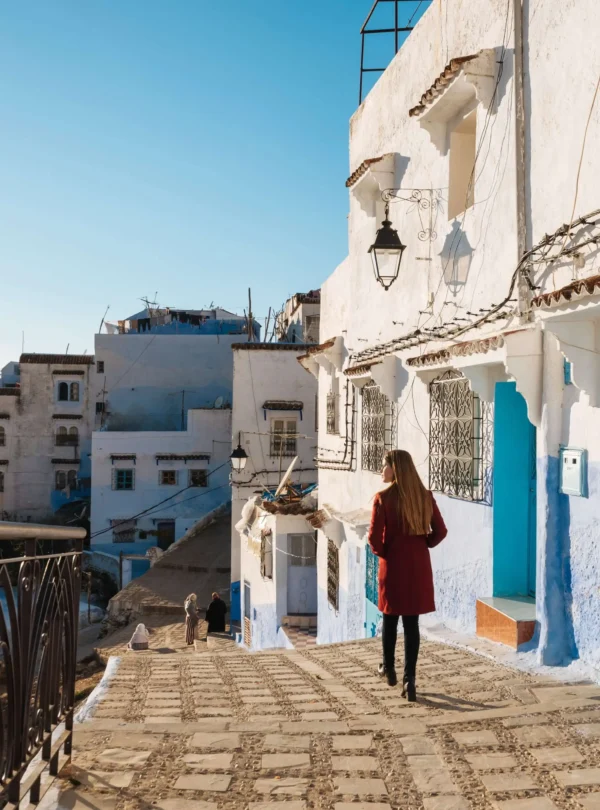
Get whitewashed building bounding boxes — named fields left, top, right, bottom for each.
left=275, top=291, right=321, bottom=344
left=230, top=294, right=319, bottom=644
left=304, top=0, right=600, bottom=672
left=91, top=407, right=231, bottom=547
left=0, top=354, right=94, bottom=524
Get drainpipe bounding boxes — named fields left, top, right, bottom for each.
left=513, top=0, right=530, bottom=320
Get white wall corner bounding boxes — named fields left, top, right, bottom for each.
left=544, top=320, right=599, bottom=407
left=299, top=354, right=319, bottom=379
left=349, top=155, right=396, bottom=216
left=323, top=336, right=345, bottom=371
left=503, top=328, right=543, bottom=427
left=370, top=354, right=410, bottom=401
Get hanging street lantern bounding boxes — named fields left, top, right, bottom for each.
left=368, top=204, right=406, bottom=290
left=230, top=433, right=248, bottom=472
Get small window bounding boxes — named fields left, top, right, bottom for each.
left=0, top=471, right=4, bottom=493
left=58, top=382, right=69, bottom=402
left=97, top=361, right=105, bottom=374
left=260, top=530, right=273, bottom=579
left=69, top=382, right=80, bottom=402
left=112, top=518, right=136, bottom=542
left=448, top=109, right=476, bottom=220
left=96, top=402, right=105, bottom=414
left=0, top=426, right=5, bottom=447
left=189, top=469, right=208, bottom=487
left=67, top=470, right=77, bottom=489
left=160, top=470, right=178, bottom=486
left=290, top=533, right=317, bottom=567
left=55, top=470, right=67, bottom=490
left=270, top=418, right=297, bottom=457
left=113, top=469, right=134, bottom=491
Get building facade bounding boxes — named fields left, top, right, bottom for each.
left=91, top=407, right=231, bottom=547
left=306, top=0, right=600, bottom=673
left=0, top=354, right=94, bottom=524
left=230, top=294, right=320, bottom=641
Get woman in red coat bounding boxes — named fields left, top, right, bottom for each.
left=368, top=449, right=447, bottom=699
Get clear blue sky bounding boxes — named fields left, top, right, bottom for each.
left=0, top=1, right=428, bottom=366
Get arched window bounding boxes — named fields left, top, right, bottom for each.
left=69, top=426, right=78, bottom=437
left=55, top=470, right=67, bottom=490
left=56, top=426, right=67, bottom=445
left=69, top=382, right=80, bottom=402
left=58, top=382, right=69, bottom=401
left=0, top=471, right=4, bottom=493
left=67, top=470, right=77, bottom=489
left=0, top=426, right=5, bottom=447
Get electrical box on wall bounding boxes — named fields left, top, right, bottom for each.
left=559, top=447, right=588, bottom=497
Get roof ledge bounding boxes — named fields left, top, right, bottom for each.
left=346, top=153, right=396, bottom=216
left=407, top=326, right=542, bottom=426
left=409, top=50, right=497, bottom=154
left=544, top=319, right=600, bottom=407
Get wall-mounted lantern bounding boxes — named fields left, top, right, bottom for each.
left=368, top=204, right=406, bottom=291
left=230, top=432, right=248, bottom=471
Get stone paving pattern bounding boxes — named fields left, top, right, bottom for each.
left=43, top=633, right=600, bottom=810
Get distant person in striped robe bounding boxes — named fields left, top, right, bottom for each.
left=184, top=593, right=200, bottom=645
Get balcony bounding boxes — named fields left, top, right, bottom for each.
left=55, top=434, right=79, bottom=447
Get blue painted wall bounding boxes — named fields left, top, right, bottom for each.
left=230, top=580, right=241, bottom=623
left=493, top=382, right=536, bottom=597
left=365, top=598, right=382, bottom=638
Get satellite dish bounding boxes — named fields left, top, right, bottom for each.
left=275, top=456, right=298, bottom=498
left=214, top=396, right=224, bottom=408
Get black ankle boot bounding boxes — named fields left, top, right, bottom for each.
left=378, top=663, right=386, bottom=677
left=403, top=678, right=417, bottom=702
left=386, top=668, right=398, bottom=687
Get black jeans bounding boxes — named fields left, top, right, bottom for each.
left=382, top=614, right=420, bottom=681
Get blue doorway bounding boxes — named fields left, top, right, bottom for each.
left=493, top=382, right=537, bottom=597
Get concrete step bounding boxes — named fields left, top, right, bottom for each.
left=282, top=614, right=317, bottom=629
left=476, top=596, right=536, bottom=649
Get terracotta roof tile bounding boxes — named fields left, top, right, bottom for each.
left=345, top=154, right=393, bottom=188
left=20, top=353, right=94, bottom=365
left=409, top=54, right=479, bottom=117
left=344, top=360, right=382, bottom=377
left=531, top=273, right=600, bottom=309
left=231, top=343, right=313, bottom=351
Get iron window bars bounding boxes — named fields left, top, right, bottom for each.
left=326, top=392, right=338, bottom=435
left=260, top=530, right=273, bottom=579
left=327, top=539, right=339, bottom=610
left=270, top=419, right=298, bottom=457
left=361, top=381, right=397, bottom=473
left=428, top=369, right=493, bottom=503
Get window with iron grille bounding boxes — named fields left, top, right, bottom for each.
left=429, top=369, right=493, bottom=503
left=289, top=533, right=317, bottom=567
left=97, top=361, right=105, bottom=374
left=365, top=544, right=379, bottom=605
left=111, top=518, right=137, bottom=542
left=189, top=469, right=208, bottom=487
left=327, top=539, right=339, bottom=610
left=159, top=470, right=178, bottom=486
left=326, top=393, right=338, bottom=434
left=260, top=530, right=273, bottom=579
left=270, top=418, right=297, bottom=457
left=113, top=468, right=135, bottom=491
left=361, top=381, right=396, bottom=472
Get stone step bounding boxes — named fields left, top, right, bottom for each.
left=476, top=596, right=536, bottom=649
left=282, top=614, right=317, bottom=629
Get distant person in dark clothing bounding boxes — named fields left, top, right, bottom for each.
left=205, top=592, right=227, bottom=633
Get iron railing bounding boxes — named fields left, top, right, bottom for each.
left=0, top=521, right=85, bottom=808
left=326, top=393, right=338, bottom=434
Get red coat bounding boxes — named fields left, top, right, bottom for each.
left=367, top=488, right=447, bottom=616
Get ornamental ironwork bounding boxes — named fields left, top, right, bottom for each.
left=327, top=539, right=339, bottom=610
left=270, top=419, right=298, bottom=458
left=0, top=527, right=84, bottom=807
left=361, top=381, right=396, bottom=473
left=365, top=544, right=379, bottom=605
left=428, top=369, right=493, bottom=503
left=326, top=393, right=338, bottom=435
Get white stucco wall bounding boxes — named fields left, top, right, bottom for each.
left=92, top=333, right=240, bottom=431
left=91, top=408, right=231, bottom=544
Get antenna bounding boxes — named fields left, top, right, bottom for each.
left=359, top=0, right=432, bottom=104
left=65, top=343, right=69, bottom=355
left=247, top=288, right=254, bottom=342
left=98, top=305, right=110, bottom=334
left=275, top=456, right=298, bottom=498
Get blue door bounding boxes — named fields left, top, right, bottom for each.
left=492, top=382, right=537, bottom=597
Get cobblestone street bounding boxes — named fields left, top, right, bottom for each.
left=47, top=632, right=600, bottom=810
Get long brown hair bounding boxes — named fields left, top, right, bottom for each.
left=383, top=449, right=433, bottom=536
